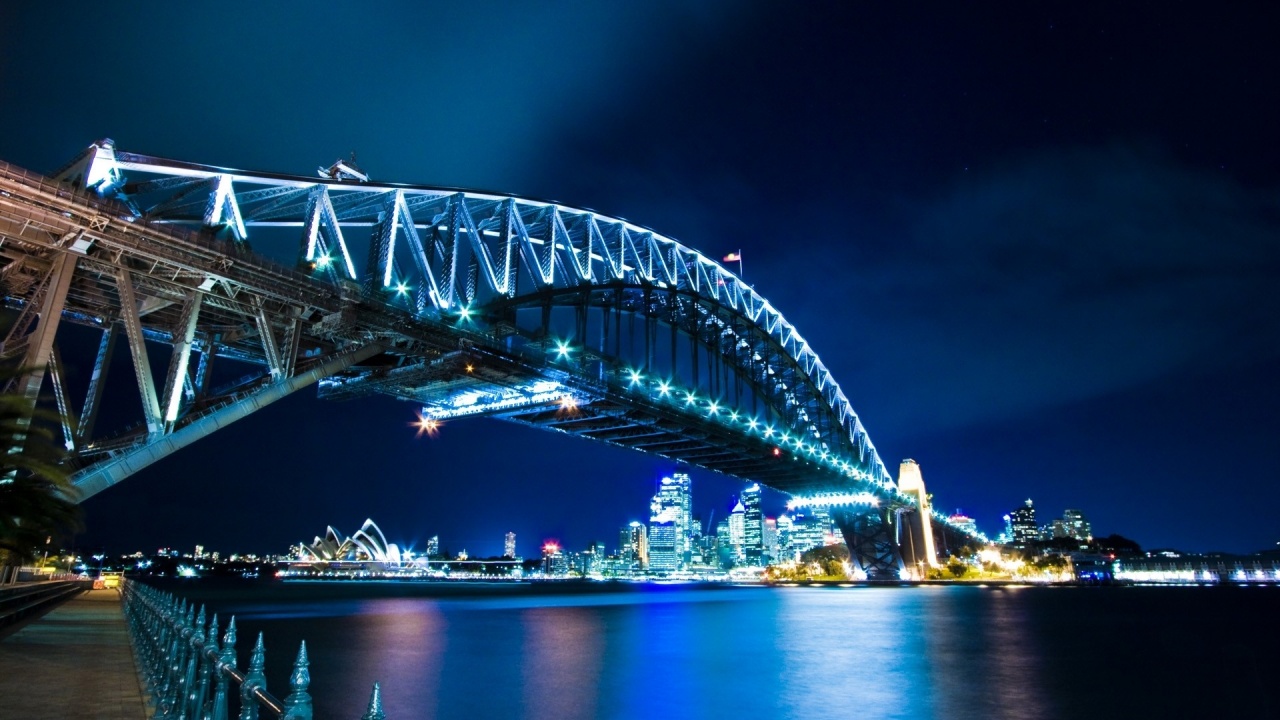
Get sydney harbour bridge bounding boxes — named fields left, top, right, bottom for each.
left=0, top=140, right=981, bottom=579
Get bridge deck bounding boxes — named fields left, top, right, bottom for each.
left=0, top=588, right=149, bottom=719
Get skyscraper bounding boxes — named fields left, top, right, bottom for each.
left=776, top=513, right=795, bottom=560
left=504, top=532, right=517, bottom=559
left=762, top=518, right=779, bottom=562
left=789, top=511, right=827, bottom=555
left=743, top=483, right=763, bottom=564
left=1010, top=499, right=1039, bottom=546
left=621, top=521, right=648, bottom=571
left=728, top=499, right=746, bottom=563
left=651, top=473, right=693, bottom=567
left=426, top=535, right=440, bottom=557
left=542, top=542, right=566, bottom=575
left=648, top=507, right=679, bottom=573
left=1062, top=509, right=1092, bottom=542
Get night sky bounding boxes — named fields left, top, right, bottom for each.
left=1, top=3, right=1277, bottom=557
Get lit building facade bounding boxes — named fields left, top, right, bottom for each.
left=728, top=499, right=746, bottom=563
left=504, top=532, right=517, bottom=559
left=1062, top=509, right=1092, bottom=542
left=948, top=512, right=977, bottom=536
left=620, top=521, right=648, bottom=571
left=743, top=483, right=763, bottom=564
left=763, top=518, right=779, bottom=562
left=1010, top=499, right=1039, bottom=547
left=542, top=542, right=567, bottom=575
left=651, top=473, right=693, bottom=568
left=648, top=508, right=679, bottom=573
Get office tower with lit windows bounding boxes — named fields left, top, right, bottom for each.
left=620, top=521, right=648, bottom=571
left=651, top=473, right=693, bottom=567
left=504, top=532, right=517, bottom=559
left=542, top=542, right=566, bottom=575
left=427, top=535, right=440, bottom=557
left=648, top=507, right=679, bottom=573
left=728, top=499, right=746, bottom=563
left=1010, top=499, right=1039, bottom=546
left=763, top=518, right=779, bottom=562
left=1062, top=509, right=1092, bottom=542
left=789, top=510, right=830, bottom=555
left=743, top=483, right=763, bottom=564
left=776, top=514, right=795, bottom=560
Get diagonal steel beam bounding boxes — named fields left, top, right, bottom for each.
left=47, top=344, right=77, bottom=451
left=114, top=266, right=164, bottom=437
left=71, top=342, right=384, bottom=501
left=12, top=253, right=77, bottom=406
left=160, top=289, right=202, bottom=424
left=77, top=325, right=117, bottom=445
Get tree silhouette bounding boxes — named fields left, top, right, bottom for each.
left=0, top=367, right=82, bottom=565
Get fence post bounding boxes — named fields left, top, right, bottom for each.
left=195, top=614, right=217, bottom=719
left=212, top=617, right=236, bottom=720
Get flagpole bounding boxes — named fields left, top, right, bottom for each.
left=737, top=249, right=743, bottom=278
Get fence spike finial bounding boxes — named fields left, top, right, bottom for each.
left=361, top=682, right=385, bottom=720
left=239, top=633, right=267, bottom=720
left=282, top=640, right=312, bottom=720
left=208, top=613, right=221, bottom=654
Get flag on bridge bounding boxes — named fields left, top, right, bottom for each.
left=722, top=252, right=741, bottom=263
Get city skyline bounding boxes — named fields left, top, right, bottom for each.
left=1, top=5, right=1278, bottom=555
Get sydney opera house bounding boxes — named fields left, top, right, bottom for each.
left=295, top=519, right=406, bottom=568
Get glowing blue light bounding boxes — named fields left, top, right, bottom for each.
left=685, top=393, right=697, bottom=405
left=658, top=381, right=671, bottom=396
left=748, top=418, right=758, bottom=429
left=316, top=255, right=331, bottom=268
left=708, top=402, right=719, bottom=415
left=628, top=369, right=643, bottom=385
left=556, top=341, right=571, bottom=358
left=729, top=411, right=739, bottom=421
left=395, top=282, right=409, bottom=295
left=459, top=306, right=472, bottom=320
left=763, top=426, right=774, bottom=437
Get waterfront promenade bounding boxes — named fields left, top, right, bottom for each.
left=0, top=588, right=148, bottom=719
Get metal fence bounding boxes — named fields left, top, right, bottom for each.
left=122, top=579, right=386, bottom=719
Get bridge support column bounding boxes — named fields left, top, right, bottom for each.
left=896, top=459, right=940, bottom=577
left=833, top=507, right=904, bottom=581
left=12, top=253, right=77, bottom=406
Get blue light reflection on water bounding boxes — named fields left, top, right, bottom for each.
left=191, top=583, right=1280, bottom=720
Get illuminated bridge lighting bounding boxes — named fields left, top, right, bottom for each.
left=787, top=492, right=880, bottom=510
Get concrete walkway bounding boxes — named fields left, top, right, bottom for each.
left=0, top=588, right=149, bottom=719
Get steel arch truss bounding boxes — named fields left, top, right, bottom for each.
left=66, top=142, right=897, bottom=497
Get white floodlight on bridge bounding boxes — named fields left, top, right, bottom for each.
left=787, top=492, right=880, bottom=510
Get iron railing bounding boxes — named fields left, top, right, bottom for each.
left=122, top=579, right=386, bottom=719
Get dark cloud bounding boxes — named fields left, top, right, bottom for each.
left=760, top=145, right=1280, bottom=440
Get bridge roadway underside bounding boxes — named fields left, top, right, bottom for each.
left=320, top=344, right=866, bottom=498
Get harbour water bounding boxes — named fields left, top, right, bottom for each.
left=159, top=581, right=1279, bottom=719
